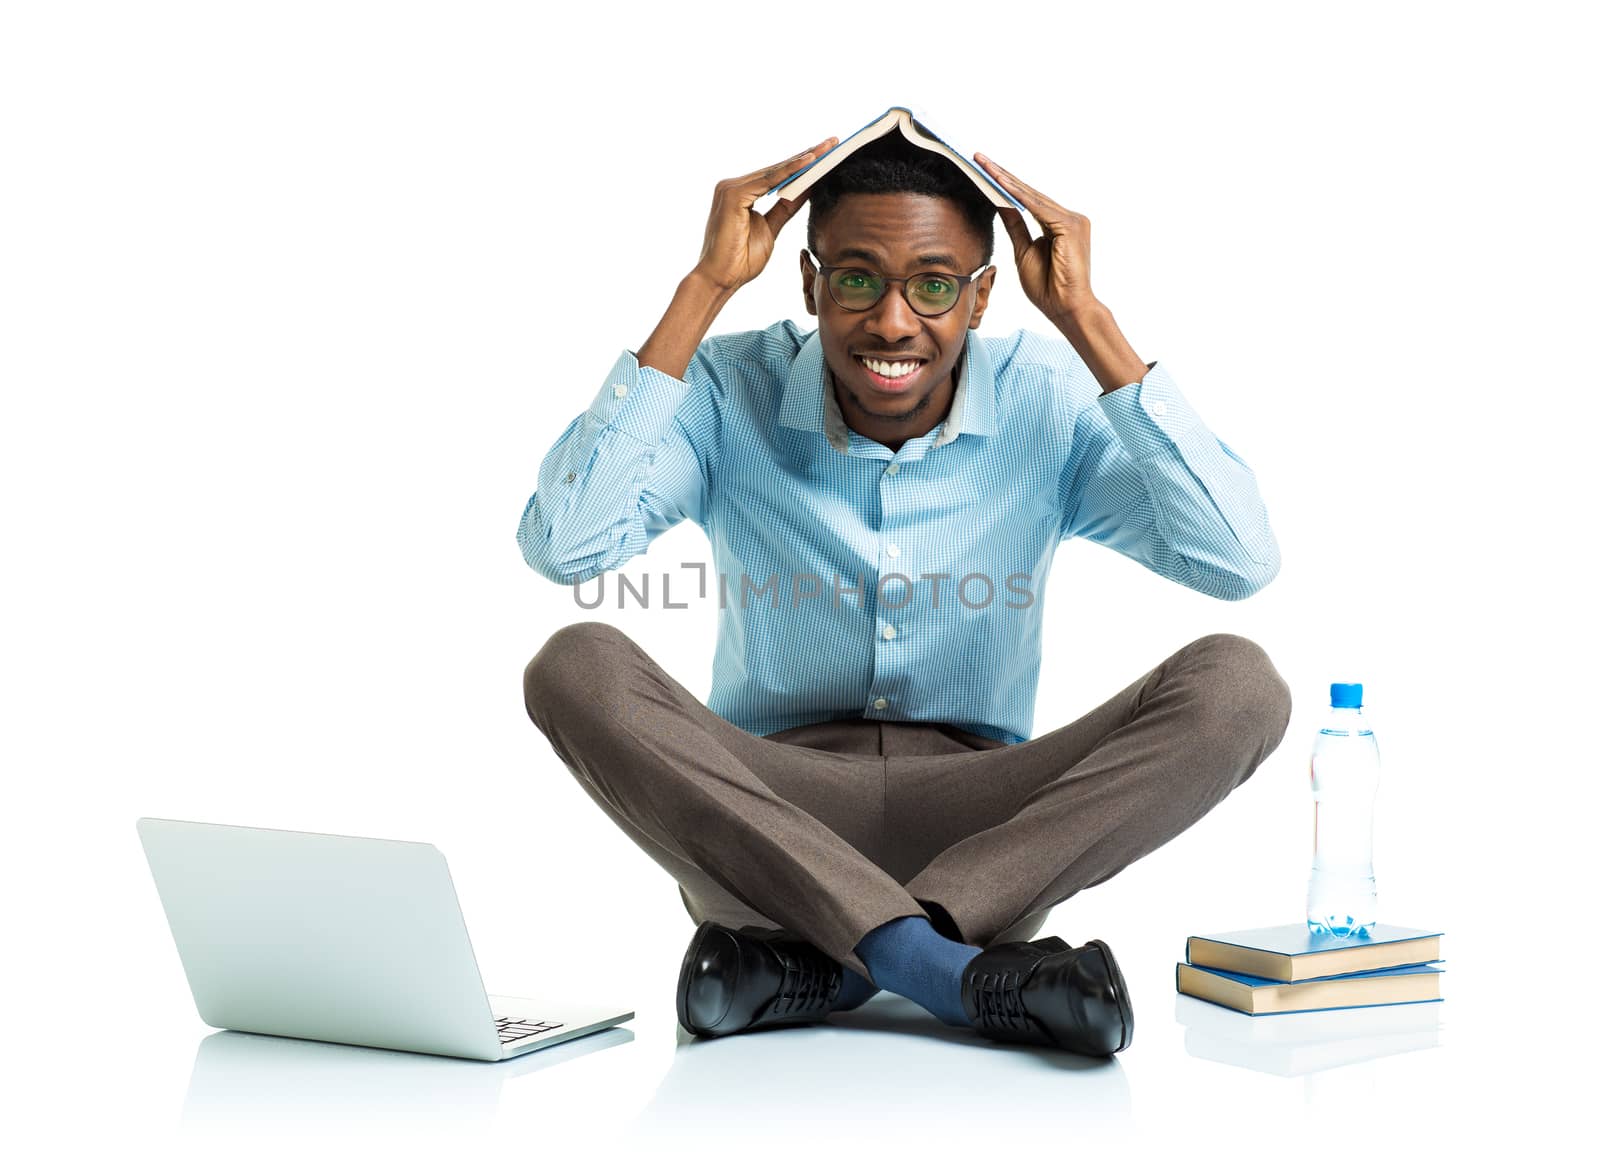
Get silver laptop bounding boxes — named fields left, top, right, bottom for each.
left=137, top=817, right=633, bottom=1061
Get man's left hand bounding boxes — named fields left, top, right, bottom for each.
left=975, top=152, right=1100, bottom=324
left=976, top=152, right=1152, bottom=395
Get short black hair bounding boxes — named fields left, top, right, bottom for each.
left=805, top=126, right=996, bottom=268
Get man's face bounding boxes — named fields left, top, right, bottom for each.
left=802, top=193, right=994, bottom=443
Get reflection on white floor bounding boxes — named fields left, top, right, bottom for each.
left=160, top=975, right=1472, bottom=1170
left=181, top=1026, right=636, bottom=1132
left=1176, top=995, right=1442, bottom=1078
left=178, top=989, right=1447, bottom=1140
left=627, top=991, right=1133, bottom=1140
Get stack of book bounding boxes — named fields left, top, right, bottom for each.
left=1176, top=923, right=1444, bottom=1015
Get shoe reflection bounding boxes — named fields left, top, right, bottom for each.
left=629, top=991, right=1132, bottom=1142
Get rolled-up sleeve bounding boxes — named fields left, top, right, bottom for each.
left=1059, top=359, right=1280, bottom=601
left=516, top=346, right=721, bottom=585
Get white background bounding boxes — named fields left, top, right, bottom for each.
left=4, top=0, right=1594, bottom=1166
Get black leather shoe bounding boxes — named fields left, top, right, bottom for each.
left=676, top=921, right=845, bottom=1038
left=959, top=935, right=1133, bottom=1056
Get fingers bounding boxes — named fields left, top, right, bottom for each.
left=996, top=206, right=1033, bottom=259
left=977, top=152, right=1080, bottom=232
left=734, top=136, right=838, bottom=194
left=763, top=193, right=807, bottom=238
left=977, top=153, right=1043, bottom=254
left=976, top=152, right=1042, bottom=210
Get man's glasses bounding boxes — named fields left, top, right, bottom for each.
left=805, top=248, right=991, bottom=318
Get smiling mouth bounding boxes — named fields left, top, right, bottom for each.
left=855, top=354, right=927, bottom=391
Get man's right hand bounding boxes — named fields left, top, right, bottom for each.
left=691, top=136, right=838, bottom=294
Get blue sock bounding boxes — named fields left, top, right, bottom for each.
left=832, top=965, right=880, bottom=1012
left=854, top=914, right=981, bottom=1028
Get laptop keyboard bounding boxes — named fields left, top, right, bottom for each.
left=496, top=1015, right=565, bottom=1044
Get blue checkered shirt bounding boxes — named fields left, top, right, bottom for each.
left=517, top=319, right=1277, bottom=744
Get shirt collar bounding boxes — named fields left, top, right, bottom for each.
left=779, top=326, right=995, bottom=453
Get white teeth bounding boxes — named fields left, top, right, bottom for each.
left=858, top=356, right=923, bottom=378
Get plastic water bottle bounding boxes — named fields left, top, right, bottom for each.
left=1306, top=682, right=1380, bottom=937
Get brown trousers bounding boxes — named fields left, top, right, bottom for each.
left=523, top=622, right=1292, bottom=982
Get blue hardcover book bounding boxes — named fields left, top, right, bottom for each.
left=1176, top=961, right=1445, bottom=1017
left=763, top=105, right=1027, bottom=214
left=1186, top=923, right=1444, bottom=983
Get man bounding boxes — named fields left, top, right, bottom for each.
left=517, top=129, right=1291, bottom=1058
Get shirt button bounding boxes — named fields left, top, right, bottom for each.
left=1149, top=401, right=1166, bottom=417
left=612, top=383, right=629, bottom=399
left=882, top=624, right=896, bottom=639
left=564, top=471, right=576, bottom=484
left=873, top=697, right=888, bottom=710
left=886, top=543, right=901, bottom=558
left=885, top=464, right=899, bottom=476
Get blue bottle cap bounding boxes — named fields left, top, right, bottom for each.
left=1330, top=682, right=1363, bottom=708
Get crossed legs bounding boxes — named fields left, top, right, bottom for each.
left=523, top=622, right=1292, bottom=982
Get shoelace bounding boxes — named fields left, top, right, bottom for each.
left=969, top=968, right=1048, bottom=1039
left=767, top=945, right=842, bottom=1018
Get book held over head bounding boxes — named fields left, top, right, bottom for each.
left=762, top=105, right=1027, bottom=214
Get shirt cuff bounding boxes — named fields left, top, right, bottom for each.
left=585, top=348, right=694, bottom=445
left=1094, top=360, right=1202, bottom=459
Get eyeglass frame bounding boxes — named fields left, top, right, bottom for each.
left=803, top=248, right=992, bottom=318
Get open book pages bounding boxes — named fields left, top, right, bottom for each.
left=763, top=105, right=1026, bottom=213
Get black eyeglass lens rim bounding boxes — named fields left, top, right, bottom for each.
left=826, top=268, right=965, bottom=316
